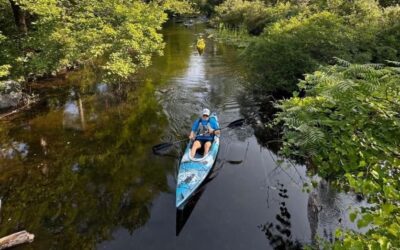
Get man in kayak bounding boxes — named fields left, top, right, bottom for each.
left=189, top=108, right=220, bottom=158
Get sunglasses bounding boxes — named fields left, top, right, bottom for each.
left=202, top=114, right=209, bottom=117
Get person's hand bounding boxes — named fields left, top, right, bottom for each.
left=189, top=133, right=195, bottom=141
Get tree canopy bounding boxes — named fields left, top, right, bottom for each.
left=213, top=0, right=400, bottom=93
left=0, top=0, right=193, bottom=83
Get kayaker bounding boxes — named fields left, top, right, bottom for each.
left=189, top=108, right=220, bottom=158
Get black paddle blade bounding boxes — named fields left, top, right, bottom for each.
left=227, top=118, right=246, bottom=128
left=152, top=142, right=174, bottom=154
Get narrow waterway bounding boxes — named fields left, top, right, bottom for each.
left=0, top=22, right=365, bottom=250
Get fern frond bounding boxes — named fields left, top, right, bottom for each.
left=385, top=60, right=400, bottom=67
left=283, top=117, right=302, bottom=128
left=365, top=63, right=384, bottom=69
left=333, top=57, right=351, bottom=67
left=335, top=79, right=355, bottom=93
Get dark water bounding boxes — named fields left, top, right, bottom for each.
left=0, top=22, right=365, bottom=250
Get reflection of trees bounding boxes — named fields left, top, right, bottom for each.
left=259, top=182, right=302, bottom=250
left=237, top=93, right=282, bottom=153
left=0, top=80, right=173, bottom=249
left=77, top=91, right=86, bottom=130
left=206, top=41, right=244, bottom=110
left=307, top=180, right=341, bottom=246
left=143, top=22, right=194, bottom=86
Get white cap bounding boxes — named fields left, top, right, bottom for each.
left=202, top=108, right=210, bottom=116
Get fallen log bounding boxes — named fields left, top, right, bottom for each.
left=0, top=102, right=31, bottom=120
left=0, top=231, right=34, bottom=250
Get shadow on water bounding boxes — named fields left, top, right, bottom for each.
left=258, top=181, right=302, bottom=250
left=176, top=186, right=206, bottom=236
left=175, top=157, right=224, bottom=236
left=236, top=92, right=282, bottom=154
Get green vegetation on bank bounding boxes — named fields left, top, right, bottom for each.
left=0, top=33, right=10, bottom=78
left=213, top=0, right=400, bottom=93
left=274, top=60, right=400, bottom=248
left=212, top=0, right=400, bottom=247
left=0, top=0, right=193, bottom=83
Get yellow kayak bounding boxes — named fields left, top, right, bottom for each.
left=196, top=38, right=205, bottom=52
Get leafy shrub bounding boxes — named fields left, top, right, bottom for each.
left=274, top=60, right=400, bottom=248
left=0, top=33, right=10, bottom=78
left=214, top=0, right=302, bottom=35
left=244, top=11, right=354, bottom=93
left=215, top=0, right=400, bottom=93
left=374, top=6, right=400, bottom=61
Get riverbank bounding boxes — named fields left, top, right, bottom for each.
left=0, top=66, right=86, bottom=119
left=211, top=1, right=400, bottom=94
left=0, top=15, right=206, bottom=119
left=0, top=0, right=197, bottom=120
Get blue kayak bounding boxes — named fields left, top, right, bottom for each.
left=176, top=114, right=220, bottom=208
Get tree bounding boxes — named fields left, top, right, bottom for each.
left=0, top=0, right=194, bottom=82
left=213, top=0, right=400, bottom=93
left=274, top=59, right=400, bottom=248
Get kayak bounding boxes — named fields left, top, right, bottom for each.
left=176, top=114, right=220, bottom=208
left=196, top=38, right=205, bottom=51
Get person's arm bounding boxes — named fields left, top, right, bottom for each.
left=210, top=119, right=220, bottom=135
left=189, top=119, right=199, bottom=140
left=189, top=131, right=196, bottom=140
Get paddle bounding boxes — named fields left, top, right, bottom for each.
left=152, top=118, right=247, bottom=155
left=152, top=138, right=188, bottom=154
left=221, top=118, right=246, bottom=129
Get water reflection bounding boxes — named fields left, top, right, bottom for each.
left=176, top=186, right=206, bottom=236
left=0, top=75, right=174, bottom=248
left=0, top=141, right=29, bottom=159
left=236, top=93, right=282, bottom=153
left=175, top=161, right=223, bottom=236
left=63, top=95, right=85, bottom=131
left=259, top=182, right=303, bottom=250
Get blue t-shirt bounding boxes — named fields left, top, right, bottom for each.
left=191, top=117, right=219, bottom=133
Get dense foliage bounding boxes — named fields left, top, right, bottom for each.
left=214, top=1, right=303, bottom=35
left=213, top=0, right=400, bottom=93
left=274, top=60, right=400, bottom=248
left=0, top=0, right=193, bottom=83
left=0, top=32, right=10, bottom=79
left=215, top=0, right=400, bottom=246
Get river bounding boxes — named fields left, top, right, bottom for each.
left=0, top=21, right=365, bottom=250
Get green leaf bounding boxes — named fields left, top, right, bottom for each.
left=370, top=170, right=379, bottom=179
left=357, top=214, right=373, bottom=228
left=381, top=203, right=396, bottom=215
left=349, top=212, right=357, bottom=222
left=387, top=223, right=400, bottom=237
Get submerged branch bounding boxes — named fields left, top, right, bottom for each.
left=0, top=231, right=34, bottom=249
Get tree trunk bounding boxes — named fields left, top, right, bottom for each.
left=0, top=231, right=34, bottom=249
left=9, top=0, right=28, bottom=34
left=76, top=92, right=86, bottom=130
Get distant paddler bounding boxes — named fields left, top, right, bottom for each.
left=196, top=37, right=205, bottom=55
